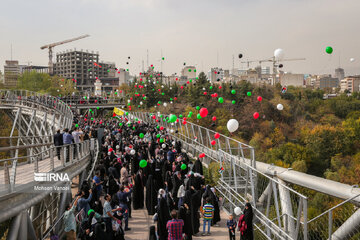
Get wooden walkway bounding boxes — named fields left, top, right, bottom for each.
left=0, top=157, right=63, bottom=189
left=126, top=209, right=232, bottom=240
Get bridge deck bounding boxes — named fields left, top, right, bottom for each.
left=126, top=209, right=231, bottom=240
left=0, top=157, right=63, bottom=189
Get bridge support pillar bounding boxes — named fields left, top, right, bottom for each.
left=7, top=211, right=37, bottom=240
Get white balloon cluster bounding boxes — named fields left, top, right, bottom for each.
left=227, top=119, right=239, bottom=133
left=274, top=48, right=285, bottom=60
left=234, top=207, right=242, bottom=215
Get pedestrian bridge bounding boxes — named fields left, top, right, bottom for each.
left=0, top=90, right=360, bottom=240
left=0, top=90, right=99, bottom=240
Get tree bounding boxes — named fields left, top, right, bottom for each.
left=17, top=71, right=51, bottom=92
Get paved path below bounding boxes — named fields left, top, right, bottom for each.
left=126, top=209, right=232, bottom=240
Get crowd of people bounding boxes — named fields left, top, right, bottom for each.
left=52, top=113, right=253, bottom=240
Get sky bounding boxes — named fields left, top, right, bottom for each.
left=1, top=0, right=360, bottom=76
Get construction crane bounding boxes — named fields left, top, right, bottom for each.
left=241, top=57, right=306, bottom=85
left=40, top=34, right=90, bottom=75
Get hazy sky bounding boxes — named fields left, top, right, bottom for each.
left=1, top=0, right=360, bottom=76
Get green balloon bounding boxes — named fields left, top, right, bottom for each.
left=139, top=159, right=147, bottom=168
left=157, top=125, right=160, bottom=129
left=133, top=126, right=135, bottom=130
left=232, top=100, right=236, bottom=104
left=210, top=86, right=213, bottom=90
left=189, top=79, right=192, bottom=83
left=119, top=123, right=122, bottom=126
left=170, top=98, right=173, bottom=101
left=96, top=107, right=99, bottom=110
left=189, top=111, right=193, bottom=116
left=169, top=114, right=177, bottom=123
left=135, top=118, right=138, bottom=121
left=196, top=106, right=200, bottom=110
left=231, top=89, right=236, bottom=94
left=247, top=92, right=252, bottom=97
left=160, top=138, right=164, bottom=143
left=162, top=92, right=164, bottom=95
left=326, top=46, right=333, bottom=54
left=156, top=134, right=161, bottom=138
left=75, top=124, right=79, bottom=128
left=139, top=133, right=144, bottom=138
left=179, top=114, right=183, bottom=118
left=218, top=97, right=224, bottom=103
left=91, top=117, right=94, bottom=121
left=125, top=112, right=129, bottom=116
left=160, top=114, right=163, bottom=118
left=143, top=97, right=146, bottom=100
left=181, top=164, right=187, bottom=170
left=197, top=113, right=202, bottom=119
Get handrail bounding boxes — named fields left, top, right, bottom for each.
left=307, top=193, right=360, bottom=223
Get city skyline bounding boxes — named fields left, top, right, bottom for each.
left=1, top=0, right=360, bottom=76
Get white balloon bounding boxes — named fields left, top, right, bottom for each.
left=130, top=149, right=136, bottom=155
left=170, top=101, right=173, bottom=104
left=277, top=103, right=284, bottom=111
left=127, top=99, right=131, bottom=103
left=163, top=103, right=167, bottom=107
left=202, top=87, right=206, bottom=91
left=172, top=141, right=176, bottom=145
left=170, top=87, right=172, bottom=90
left=350, top=58, right=355, bottom=62
left=234, top=207, right=242, bottom=215
left=170, top=129, right=174, bottom=133
left=140, top=101, right=143, bottom=105
left=162, top=144, right=166, bottom=149
left=227, top=119, right=239, bottom=133
left=161, top=85, right=164, bottom=88
left=145, top=84, right=147, bottom=87
left=274, top=48, right=285, bottom=60
left=153, top=81, right=156, bottom=84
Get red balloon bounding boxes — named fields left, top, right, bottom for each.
left=183, top=121, right=187, bottom=125
left=211, top=140, right=216, bottom=145
left=181, top=86, right=184, bottom=89
left=152, top=115, right=156, bottom=119
left=199, top=108, right=208, bottom=118
left=219, top=86, right=222, bottom=89
left=212, top=116, right=217, bottom=121
left=257, top=96, right=263, bottom=102
left=174, top=97, right=177, bottom=100
left=214, top=93, right=218, bottom=97
left=199, top=153, right=205, bottom=158
left=253, top=112, right=259, bottom=119
left=203, top=92, right=207, bottom=95
left=108, top=148, right=113, bottom=152
left=160, top=126, right=164, bottom=130
left=214, top=132, right=220, bottom=139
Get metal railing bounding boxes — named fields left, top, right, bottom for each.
left=0, top=89, right=73, bottom=129
left=127, top=111, right=309, bottom=240
left=0, top=140, right=92, bottom=194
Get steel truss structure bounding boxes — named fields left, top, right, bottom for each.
left=0, top=90, right=99, bottom=240
left=129, top=111, right=360, bottom=240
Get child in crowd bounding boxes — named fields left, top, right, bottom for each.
left=226, top=215, right=237, bottom=240
left=202, top=198, right=214, bottom=236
